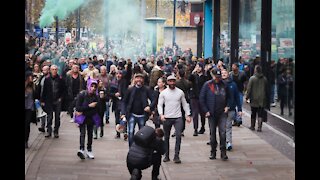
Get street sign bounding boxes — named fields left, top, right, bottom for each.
left=35, top=28, right=42, bottom=37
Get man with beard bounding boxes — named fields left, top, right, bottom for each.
left=65, top=64, right=86, bottom=121
left=157, top=75, right=191, bottom=164
left=121, top=73, right=153, bottom=147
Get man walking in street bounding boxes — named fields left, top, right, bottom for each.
left=75, top=78, right=100, bottom=159
left=229, top=63, right=247, bottom=126
left=188, top=62, right=208, bottom=136
left=35, top=65, right=49, bottom=133
left=157, top=75, right=192, bottom=163
left=199, top=69, right=229, bottom=160
left=221, top=69, right=242, bottom=151
left=65, top=64, right=86, bottom=121
left=41, top=65, right=65, bottom=138
left=121, top=73, right=153, bottom=147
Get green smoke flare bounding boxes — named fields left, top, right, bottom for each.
left=39, top=0, right=85, bottom=28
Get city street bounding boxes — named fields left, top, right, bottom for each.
left=26, top=109, right=294, bottom=180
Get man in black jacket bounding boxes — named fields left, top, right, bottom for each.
left=127, top=126, right=166, bottom=180
left=121, top=73, right=153, bottom=147
left=41, top=65, right=65, bottom=138
left=65, top=64, right=86, bottom=120
left=188, top=62, right=208, bottom=136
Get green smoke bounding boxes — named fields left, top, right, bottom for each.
left=39, top=0, right=85, bottom=28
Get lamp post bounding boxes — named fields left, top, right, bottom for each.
left=172, top=0, right=176, bottom=47
left=155, top=0, right=158, bottom=17
left=104, top=0, right=109, bottom=51
left=145, top=17, right=166, bottom=55
left=212, top=0, right=221, bottom=62
left=76, top=7, right=81, bottom=42
left=55, top=16, right=59, bottom=44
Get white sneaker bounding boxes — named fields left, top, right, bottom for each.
left=86, top=150, right=95, bottom=159
left=271, top=103, right=276, bottom=107
left=69, top=119, right=74, bottom=123
left=77, top=150, right=85, bottom=159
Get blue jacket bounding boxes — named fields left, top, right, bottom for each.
left=223, top=78, right=242, bottom=112
left=199, top=79, right=227, bottom=117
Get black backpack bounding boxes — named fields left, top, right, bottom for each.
left=133, top=126, right=156, bottom=148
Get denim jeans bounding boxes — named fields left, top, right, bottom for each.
left=233, top=92, right=243, bottom=123
left=128, top=114, right=146, bottom=147
left=270, top=84, right=275, bottom=103
left=226, top=111, right=234, bottom=144
left=105, top=101, right=110, bottom=122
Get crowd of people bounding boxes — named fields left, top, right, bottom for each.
left=25, top=34, right=294, bottom=180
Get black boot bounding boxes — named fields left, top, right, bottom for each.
left=163, top=156, right=170, bottom=162
left=193, top=130, right=198, bottom=136
left=152, top=176, right=160, bottom=180
left=115, top=132, right=120, bottom=139
left=209, top=151, right=216, bottom=160
left=249, top=118, right=256, bottom=130
left=221, top=151, right=228, bottom=160
left=198, top=127, right=205, bottom=134
left=173, top=155, right=181, bottom=163
left=171, top=132, right=176, bottom=137
left=100, top=128, right=104, bottom=137
left=38, top=127, right=45, bottom=132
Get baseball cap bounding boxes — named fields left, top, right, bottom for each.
left=134, top=73, right=144, bottom=78
left=211, top=68, right=221, bottom=77
left=167, top=75, right=177, bottom=81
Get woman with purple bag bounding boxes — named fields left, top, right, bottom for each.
left=74, top=78, right=101, bottom=160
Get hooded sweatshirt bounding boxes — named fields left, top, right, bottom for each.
left=75, top=78, right=99, bottom=121
left=223, top=78, right=242, bottom=111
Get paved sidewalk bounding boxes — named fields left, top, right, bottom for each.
left=161, top=118, right=294, bottom=180
left=25, top=112, right=295, bottom=180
